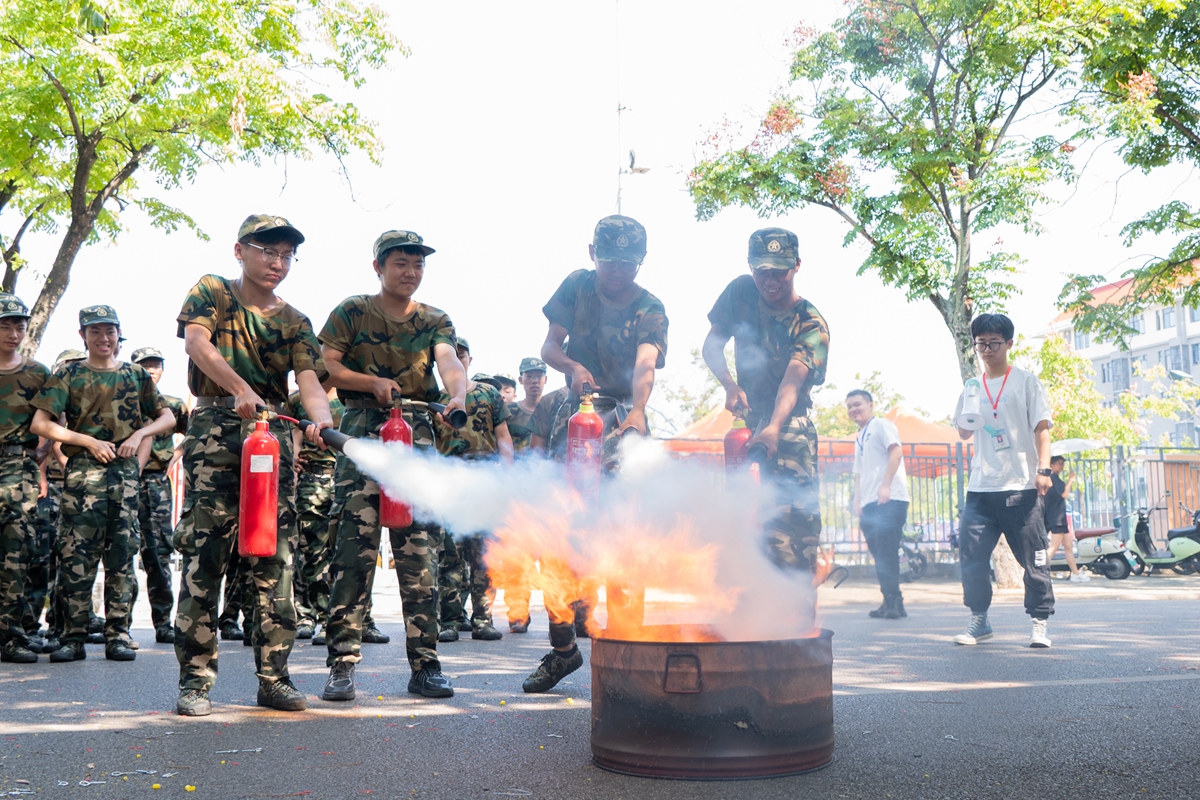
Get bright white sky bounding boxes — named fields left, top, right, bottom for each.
left=17, top=1, right=1193, bottom=431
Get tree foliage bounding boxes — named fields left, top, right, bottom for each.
left=687, top=0, right=1144, bottom=381
left=0, top=0, right=399, bottom=351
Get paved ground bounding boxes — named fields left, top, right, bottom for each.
left=2, top=572, right=1199, bottom=799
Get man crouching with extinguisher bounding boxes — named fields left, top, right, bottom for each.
left=172, top=214, right=334, bottom=717
left=702, top=228, right=830, bottom=574
left=317, top=230, right=467, bottom=703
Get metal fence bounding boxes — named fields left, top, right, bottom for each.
left=1065, top=446, right=1200, bottom=541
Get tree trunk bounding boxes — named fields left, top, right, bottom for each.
left=991, top=537, right=1024, bottom=590
left=21, top=214, right=95, bottom=356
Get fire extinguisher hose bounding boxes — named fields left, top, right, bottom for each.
left=296, top=419, right=353, bottom=452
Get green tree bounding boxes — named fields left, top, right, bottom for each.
left=687, top=0, right=1137, bottom=381
left=1058, top=2, right=1200, bottom=347
left=0, top=0, right=398, bottom=351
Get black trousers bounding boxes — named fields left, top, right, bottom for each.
left=959, top=490, right=1054, bottom=619
left=861, top=500, right=909, bottom=602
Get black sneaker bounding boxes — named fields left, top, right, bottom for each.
left=176, top=689, right=212, bottom=717
left=868, top=603, right=888, bottom=618
left=522, top=646, right=583, bottom=693
left=296, top=623, right=314, bottom=640
left=362, top=625, right=390, bottom=644
left=407, top=668, right=454, bottom=698
left=86, top=632, right=105, bottom=644
left=437, top=627, right=459, bottom=643
left=24, top=636, right=45, bottom=654
left=105, top=641, right=137, bottom=661
left=257, top=679, right=307, bottom=711
left=155, top=626, right=175, bottom=644
left=219, top=622, right=244, bottom=641
left=456, top=618, right=472, bottom=633
left=322, top=662, right=356, bottom=702
left=48, top=641, right=86, bottom=663
left=509, top=618, right=530, bottom=634
left=41, top=637, right=60, bottom=653
left=311, top=625, right=326, bottom=646
left=472, top=623, right=503, bottom=641
left=1, top=640, right=38, bottom=663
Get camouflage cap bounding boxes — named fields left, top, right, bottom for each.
left=519, top=356, right=547, bottom=375
left=473, top=373, right=502, bottom=389
left=53, top=349, right=86, bottom=371
left=455, top=336, right=470, bottom=354
left=0, top=294, right=30, bottom=320
left=130, top=346, right=165, bottom=364
left=593, top=215, right=647, bottom=265
left=238, top=213, right=305, bottom=245
left=748, top=227, right=800, bottom=270
left=374, top=230, right=435, bottom=260
left=79, top=304, right=120, bottom=328
left=493, top=372, right=517, bottom=388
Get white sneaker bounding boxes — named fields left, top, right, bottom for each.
left=1029, top=618, right=1051, bottom=648
left=1069, top=572, right=1090, bottom=582
left=952, top=613, right=993, bottom=645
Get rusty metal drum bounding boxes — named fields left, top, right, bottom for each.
left=590, top=627, right=834, bottom=779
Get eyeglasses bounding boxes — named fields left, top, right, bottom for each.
left=599, top=259, right=640, bottom=274
left=245, top=242, right=298, bottom=265
left=973, top=340, right=1007, bottom=352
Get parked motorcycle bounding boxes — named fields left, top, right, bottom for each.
left=1048, top=525, right=1134, bottom=580
left=898, top=526, right=928, bottom=582
left=1126, top=497, right=1200, bottom=575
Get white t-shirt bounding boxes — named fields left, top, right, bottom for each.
left=853, top=417, right=909, bottom=504
left=954, top=366, right=1053, bottom=492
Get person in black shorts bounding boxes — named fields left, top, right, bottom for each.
left=1044, top=455, right=1086, bottom=582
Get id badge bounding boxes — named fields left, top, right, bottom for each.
left=983, top=423, right=1011, bottom=451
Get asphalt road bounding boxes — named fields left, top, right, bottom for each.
left=2, top=576, right=1198, bottom=800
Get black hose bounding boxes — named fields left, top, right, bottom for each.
left=296, top=419, right=353, bottom=452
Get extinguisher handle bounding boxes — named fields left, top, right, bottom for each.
left=297, top=419, right=352, bottom=452
left=427, top=402, right=468, bottom=430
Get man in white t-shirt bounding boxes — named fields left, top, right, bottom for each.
left=848, top=390, right=910, bottom=620
left=952, top=313, right=1055, bottom=648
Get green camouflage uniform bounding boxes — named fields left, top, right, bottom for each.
left=531, top=387, right=568, bottom=448
left=320, top=294, right=453, bottom=673
left=32, top=360, right=167, bottom=646
left=0, top=356, right=50, bottom=647
left=506, top=402, right=535, bottom=453
left=129, top=395, right=187, bottom=631
left=433, top=382, right=509, bottom=629
left=173, top=274, right=323, bottom=691
left=286, top=391, right=344, bottom=628
left=24, top=458, right=62, bottom=635
left=708, top=272, right=830, bottom=572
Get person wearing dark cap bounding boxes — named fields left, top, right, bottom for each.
left=319, top=229, right=466, bottom=704
left=0, top=294, right=51, bottom=663
left=31, top=305, right=176, bottom=665
left=524, top=214, right=669, bottom=694
left=170, top=214, right=334, bottom=716
left=703, top=228, right=830, bottom=577
left=127, top=347, right=189, bottom=644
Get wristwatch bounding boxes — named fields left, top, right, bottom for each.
left=1036, top=468, right=1053, bottom=476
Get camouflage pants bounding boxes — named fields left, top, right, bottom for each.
left=326, top=407, right=439, bottom=672
left=54, top=454, right=139, bottom=646
left=217, top=547, right=252, bottom=627
left=173, top=407, right=298, bottom=691
left=439, top=534, right=494, bottom=628
left=22, top=472, right=60, bottom=635
left=749, top=412, right=822, bottom=572
left=0, top=453, right=38, bottom=646
left=130, top=470, right=175, bottom=630
left=293, top=467, right=335, bottom=626
left=437, top=532, right=465, bottom=628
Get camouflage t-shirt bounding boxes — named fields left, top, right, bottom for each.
left=287, top=391, right=345, bottom=469
left=506, top=401, right=536, bottom=452
left=144, top=395, right=189, bottom=472
left=319, top=295, right=456, bottom=403
left=176, top=274, right=325, bottom=403
left=707, top=275, right=829, bottom=416
left=542, top=269, right=668, bottom=401
left=434, top=381, right=510, bottom=459
left=530, top=386, right=569, bottom=444
left=0, top=356, right=51, bottom=449
left=32, top=361, right=168, bottom=458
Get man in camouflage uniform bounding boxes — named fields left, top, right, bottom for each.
left=523, top=215, right=670, bottom=694
left=31, top=305, right=176, bottom=664
left=318, top=229, right=467, bottom=703
left=0, top=294, right=51, bottom=663
left=432, top=345, right=513, bottom=643
left=702, top=228, right=830, bottom=574
left=493, top=373, right=517, bottom=404
left=172, top=215, right=334, bottom=716
left=124, top=347, right=188, bottom=644
left=529, top=385, right=568, bottom=454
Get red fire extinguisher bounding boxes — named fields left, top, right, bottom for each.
left=239, top=415, right=280, bottom=557
left=567, top=392, right=604, bottom=499
left=723, top=417, right=752, bottom=474
left=379, top=405, right=413, bottom=528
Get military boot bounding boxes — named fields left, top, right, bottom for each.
left=522, top=646, right=583, bottom=693
left=257, top=679, right=307, bottom=711
left=48, top=641, right=86, bottom=662
left=176, top=689, right=211, bottom=717
left=1, top=640, right=38, bottom=663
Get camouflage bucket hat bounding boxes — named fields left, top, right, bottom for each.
left=593, top=215, right=647, bottom=264
left=79, top=304, right=121, bottom=328
left=130, top=346, right=165, bottom=364
left=0, top=294, right=30, bottom=320
left=519, top=356, right=547, bottom=375
left=455, top=336, right=470, bottom=354
left=493, top=372, right=517, bottom=388
left=748, top=227, right=799, bottom=270
left=238, top=213, right=305, bottom=245
left=374, top=230, right=435, bottom=259
left=54, top=349, right=86, bottom=364
left=473, top=373, right=502, bottom=389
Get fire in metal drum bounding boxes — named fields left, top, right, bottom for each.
left=590, top=627, right=834, bottom=780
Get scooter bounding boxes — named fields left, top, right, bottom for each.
left=1049, top=524, right=1134, bottom=580
left=1126, top=496, right=1200, bottom=575
left=898, top=526, right=928, bottom=582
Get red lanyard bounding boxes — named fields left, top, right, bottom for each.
left=982, top=367, right=1011, bottom=417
